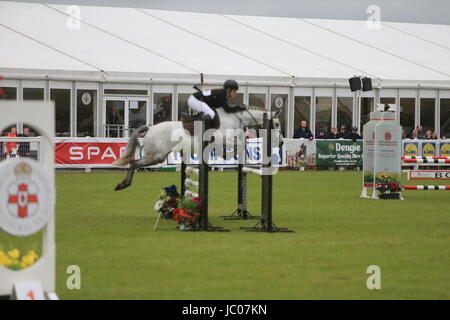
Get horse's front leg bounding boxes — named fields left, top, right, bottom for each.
left=114, top=159, right=148, bottom=191
left=114, top=155, right=167, bottom=191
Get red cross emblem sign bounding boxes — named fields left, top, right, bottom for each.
left=0, top=158, right=54, bottom=236
left=8, top=183, right=39, bottom=218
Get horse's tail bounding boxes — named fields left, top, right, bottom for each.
left=112, top=125, right=149, bottom=167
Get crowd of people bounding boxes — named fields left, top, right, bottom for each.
left=293, top=121, right=362, bottom=141
left=0, top=126, right=31, bottom=159
left=294, top=122, right=448, bottom=141
left=404, top=125, right=447, bottom=140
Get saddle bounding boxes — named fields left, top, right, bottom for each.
left=181, top=111, right=220, bottom=135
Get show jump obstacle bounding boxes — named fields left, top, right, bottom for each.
left=402, top=163, right=450, bottom=191
left=180, top=120, right=229, bottom=232
left=361, top=104, right=450, bottom=197
left=176, top=114, right=291, bottom=232
left=0, top=102, right=57, bottom=300
left=238, top=113, right=293, bottom=233
left=361, top=104, right=403, bottom=199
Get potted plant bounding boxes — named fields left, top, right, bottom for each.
left=375, top=173, right=402, bottom=199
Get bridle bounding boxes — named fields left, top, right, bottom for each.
left=232, top=107, right=263, bottom=130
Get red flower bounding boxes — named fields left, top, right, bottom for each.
left=389, top=181, right=400, bottom=191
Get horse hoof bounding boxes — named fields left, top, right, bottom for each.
left=115, top=183, right=126, bottom=191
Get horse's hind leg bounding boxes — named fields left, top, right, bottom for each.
left=114, top=157, right=163, bottom=191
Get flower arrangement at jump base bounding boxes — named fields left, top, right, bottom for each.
left=154, top=185, right=181, bottom=219
left=375, top=173, right=402, bottom=199
left=172, top=196, right=202, bottom=231
left=0, top=249, right=39, bottom=271
left=154, top=185, right=202, bottom=230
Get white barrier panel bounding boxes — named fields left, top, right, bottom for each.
left=407, top=170, right=450, bottom=180
left=0, top=101, right=57, bottom=299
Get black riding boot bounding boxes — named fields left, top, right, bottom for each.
left=198, top=112, right=213, bottom=130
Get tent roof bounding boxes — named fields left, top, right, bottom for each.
left=1, top=1, right=449, bottom=84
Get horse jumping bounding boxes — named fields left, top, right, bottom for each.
left=113, top=107, right=275, bottom=191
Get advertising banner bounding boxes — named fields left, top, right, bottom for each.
left=421, top=141, right=437, bottom=156
left=284, top=139, right=316, bottom=168
left=439, top=141, right=450, bottom=156
left=166, top=138, right=284, bottom=166
left=315, top=140, right=362, bottom=166
left=53, top=138, right=284, bottom=168
left=403, top=140, right=420, bottom=156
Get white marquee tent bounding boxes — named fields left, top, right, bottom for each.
left=1, top=1, right=449, bottom=137
left=1, top=1, right=449, bottom=83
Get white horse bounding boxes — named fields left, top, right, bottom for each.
left=113, top=107, right=280, bottom=191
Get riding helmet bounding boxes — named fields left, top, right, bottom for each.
left=223, top=79, right=239, bottom=91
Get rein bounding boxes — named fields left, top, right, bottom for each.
left=232, top=108, right=262, bottom=130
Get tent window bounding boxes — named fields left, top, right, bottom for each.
left=249, top=93, right=266, bottom=110
left=0, top=87, right=17, bottom=100
left=400, top=98, right=415, bottom=137
left=315, top=97, right=332, bottom=132
left=23, top=88, right=44, bottom=100
left=77, top=90, right=96, bottom=137
left=440, top=99, right=450, bottom=139
left=337, top=97, right=353, bottom=130
left=360, top=97, right=374, bottom=129
left=51, top=89, right=71, bottom=137
left=178, top=94, right=191, bottom=120
left=271, top=94, right=287, bottom=136
left=294, top=97, right=311, bottom=133
left=154, top=93, right=172, bottom=124
left=420, top=98, right=435, bottom=132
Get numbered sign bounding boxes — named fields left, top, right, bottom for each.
left=14, top=281, right=45, bottom=300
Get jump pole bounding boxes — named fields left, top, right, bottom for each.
left=241, top=113, right=293, bottom=233
left=220, top=144, right=259, bottom=220
left=403, top=185, right=450, bottom=190
left=180, top=120, right=228, bottom=232
left=402, top=156, right=450, bottom=160
left=403, top=159, right=450, bottom=164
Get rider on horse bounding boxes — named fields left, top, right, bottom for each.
left=188, top=79, right=246, bottom=129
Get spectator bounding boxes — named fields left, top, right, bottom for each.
left=348, top=126, right=362, bottom=141
left=431, top=131, right=438, bottom=140
left=328, top=127, right=339, bottom=139
left=293, top=121, right=313, bottom=140
left=5, top=127, right=17, bottom=158
left=408, top=130, right=420, bottom=139
left=337, top=125, right=350, bottom=139
left=315, top=128, right=327, bottom=139
left=401, top=128, right=407, bottom=140
left=416, top=125, right=424, bottom=139
left=18, top=127, right=31, bottom=157
left=423, top=129, right=433, bottom=140
left=442, top=136, right=448, bottom=140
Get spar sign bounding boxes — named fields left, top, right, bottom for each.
left=55, top=138, right=127, bottom=167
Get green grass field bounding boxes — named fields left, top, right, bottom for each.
left=3, top=170, right=450, bottom=299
